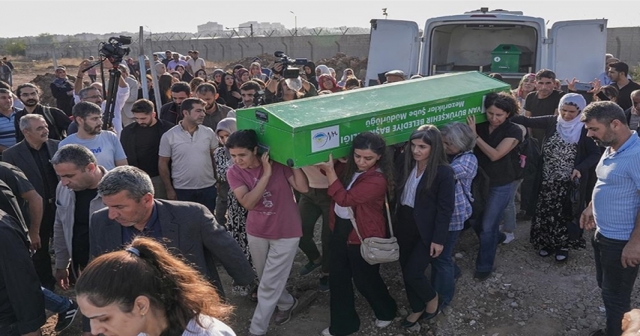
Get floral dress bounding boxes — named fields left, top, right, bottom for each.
left=214, top=147, right=251, bottom=264
left=529, top=132, right=578, bottom=251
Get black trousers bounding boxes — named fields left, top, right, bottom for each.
left=396, top=205, right=437, bottom=313
left=328, top=217, right=397, bottom=336
left=32, top=202, right=55, bottom=290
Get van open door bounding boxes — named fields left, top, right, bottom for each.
left=547, top=19, right=608, bottom=84
left=364, top=19, right=420, bottom=87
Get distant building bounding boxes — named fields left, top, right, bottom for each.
left=238, top=21, right=286, bottom=34
left=198, top=22, right=224, bottom=35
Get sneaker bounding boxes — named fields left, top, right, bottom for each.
left=320, top=327, right=334, bottom=336
left=374, top=319, right=393, bottom=328
left=55, top=300, right=79, bottom=332
left=318, top=275, right=330, bottom=292
left=274, top=298, right=298, bottom=325
left=502, top=232, right=515, bottom=244
left=299, top=261, right=322, bottom=276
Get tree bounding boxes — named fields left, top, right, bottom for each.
left=36, top=33, right=54, bottom=44
left=3, top=39, right=26, bottom=56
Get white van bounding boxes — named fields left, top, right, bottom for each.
left=365, top=8, right=608, bottom=87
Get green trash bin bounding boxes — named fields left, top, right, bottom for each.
left=491, top=44, right=532, bottom=73
left=236, top=71, right=509, bottom=168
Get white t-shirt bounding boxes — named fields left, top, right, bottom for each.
left=59, top=131, right=127, bottom=171
left=334, top=172, right=364, bottom=219
left=187, top=58, right=206, bottom=73
left=138, top=314, right=236, bottom=336
left=159, top=123, right=218, bottom=189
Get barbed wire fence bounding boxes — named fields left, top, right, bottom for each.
left=24, top=27, right=372, bottom=64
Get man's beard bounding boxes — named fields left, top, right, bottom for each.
left=23, top=99, right=38, bottom=107
left=84, top=124, right=101, bottom=135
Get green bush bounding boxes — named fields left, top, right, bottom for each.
left=3, top=40, right=26, bottom=56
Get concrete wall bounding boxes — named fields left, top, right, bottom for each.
left=25, top=34, right=373, bottom=64
left=25, top=27, right=640, bottom=67
left=607, top=27, right=640, bottom=66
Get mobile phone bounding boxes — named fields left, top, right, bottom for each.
left=574, top=82, right=593, bottom=92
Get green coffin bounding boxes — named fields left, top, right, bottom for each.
left=236, top=71, right=509, bottom=167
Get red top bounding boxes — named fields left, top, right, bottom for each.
left=327, top=164, right=388, bottom=245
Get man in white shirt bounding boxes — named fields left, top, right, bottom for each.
left=158, top=97, right=218, bottom=212
left=187, top=50, right=206, bottom=75
left=59, top=102, right=127, bottom=170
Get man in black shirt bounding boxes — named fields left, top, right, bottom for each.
left=608, top=62, right=640, bottom=111
left=524, top=69, right=565, bottom=146
left=120, top=99, right=173, bottom=199
left=159, top=82, right=190, bottom=125
left=50, top=144, right=106, bottom=290
left=3, top=113, right=60, bottom=290
left=50, top=66, right=75, bottom=116
left=0, top=209, right=45, bottom=336
left=14, top=83, right=70, bottom=141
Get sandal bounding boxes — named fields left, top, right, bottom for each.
left=555, top=248, right=569, bottom=262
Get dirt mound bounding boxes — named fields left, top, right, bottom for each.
left=30, top=73, right=77, bottom=107
left=314, top=52, right=368, bottom=80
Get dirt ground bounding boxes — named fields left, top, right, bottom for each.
left=9, top=58, right=638, bottom=336
left=38, top=216, right=640, bottom=336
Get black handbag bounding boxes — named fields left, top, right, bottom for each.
left=563, top=177, right=581, bottom=218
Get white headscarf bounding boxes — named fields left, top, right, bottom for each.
left=556, top=93, right=587, bottom=144
left=315, top=64, right=330, bottom=82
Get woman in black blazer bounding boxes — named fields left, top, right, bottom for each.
left=511, top=93, right=601, bottom=262
left=394, top=125, right=455, bottom=329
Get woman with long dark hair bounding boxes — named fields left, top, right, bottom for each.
left=467, top=92, right=524, bottom=281
left=75, top=237, right=235, bottom=336
left=225, top=130, right=309, bottom=336
left=218, top=72, right=242, bottom=109
left=315, top=132, right=397, bottom=336
left=158, top=74, right=174, bottom=106
left=394, top=125, right=455, bottom=328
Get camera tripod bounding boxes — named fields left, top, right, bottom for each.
left=81, top=57, right=122, bottom=130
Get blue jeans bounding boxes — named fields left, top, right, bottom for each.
left=42, top=287, right=70, bottom=313
left=501, top=180, right=521, bottom=232
left=431, top=229, right=461, bottom=308
left=593, top=232, right=639, bottom=336
left=474, top=181, right=518, bottom=272
left=175, top=185, right=217, bottom=214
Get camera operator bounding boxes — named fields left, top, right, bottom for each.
left=266, top=63, right=317, bottom=104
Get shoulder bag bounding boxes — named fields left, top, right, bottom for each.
left=347, top=195, right=399, bottom=265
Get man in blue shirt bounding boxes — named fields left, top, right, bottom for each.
left=0, top=89, right=17, bottom=154
left=580, top=101, right=640, bottom=336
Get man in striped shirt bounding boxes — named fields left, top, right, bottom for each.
left=0, top=89, right=17, bottom=156
left=580, top=101, right=640, bottom=336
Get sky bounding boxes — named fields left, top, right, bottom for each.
left=0, top=0, right=637, bottom=38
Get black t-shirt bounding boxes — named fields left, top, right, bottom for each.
left=524, top=90, right=564, bottom=144
left=0, top=162, right=34, bottom=225
left=28, top=144, right=58, bottom=200
left=614, top=80, right=640, bottom=111
left=474, top=121, right=523, bottom=187
left=72, top=188, right=97, bottom=268
left=133, top=123, right=162, bottom=177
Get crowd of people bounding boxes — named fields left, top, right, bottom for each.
left=0, top=49, right=639, bottom=336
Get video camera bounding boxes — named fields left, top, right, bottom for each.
left=273, top=51, right=307, bottom=79
left=99, top=36, right=132, bottom=65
